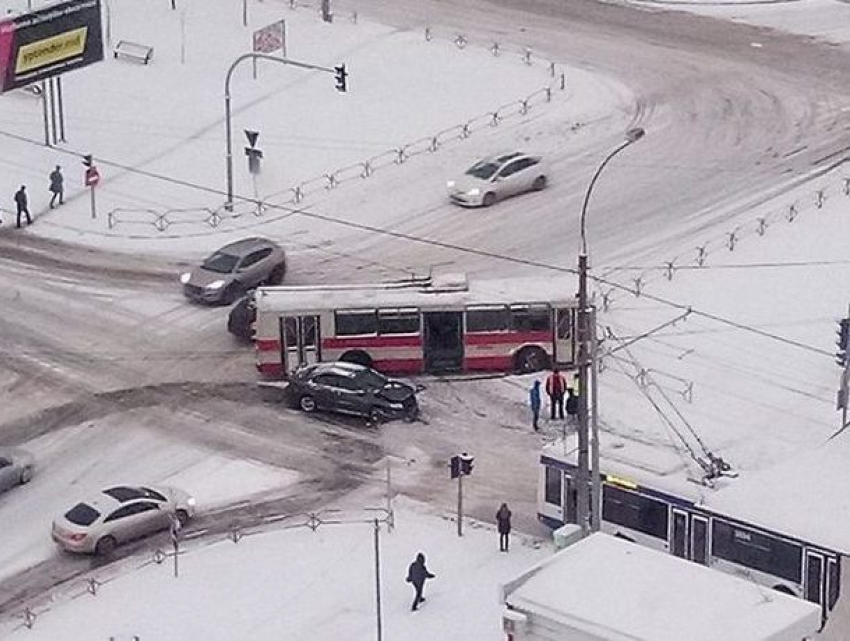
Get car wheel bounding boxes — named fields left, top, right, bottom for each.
left=19, top=467, right=33, bottom=484
left=299, top=395, right=317, bottom=413
left=267, top=263, right=286, bottom=285
left=514, top=346, right=550, bottom=374
left=533, top=175, right=547, bottom=191
left=175, top=509, right=190, bottom=527
left=340, top=350, right=373, bottom=368
left=95, top=535, right=117, bottom=556
left=369, top=407, right=385, bottom=424
left=482, top=192, right=496, bottom=207
left=222, top=282, right=243, bottom=305
left=402, top=403, right=419, bottom=423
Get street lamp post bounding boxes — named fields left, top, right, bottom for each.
left=576, top=127, right=645, bottom=534
left=224, top=53, right=341, bottom=211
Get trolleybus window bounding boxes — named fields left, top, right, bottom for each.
left=466, top=306, right=509, bottom=333
left=544, top=466, right=561, bottom=506
left=510, top=304, right=551, bottom=332
left=335, top=310, right=378, bottom=336
left=602, top=485, right=669, bottom=540
left=556, top=309, right=572, bottom=339
left=711, top=520, right=802, bottom=584
left=377, top=308, right=420, bottom=335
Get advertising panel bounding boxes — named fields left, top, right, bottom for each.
left=0, top=0, right=103, bottom=94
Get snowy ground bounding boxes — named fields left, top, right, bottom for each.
left=623, top=0, right=850, bottom=48
left=0, top=413, right=299, bottom=583
left=0, top=0, right=849, bottom=636
left=0, top=494, right=550, bottom=640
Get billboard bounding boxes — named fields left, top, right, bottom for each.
left=0, top=0, right=104, bottom=94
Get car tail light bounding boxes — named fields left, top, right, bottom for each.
left=67, top=532, right=87, bottom=542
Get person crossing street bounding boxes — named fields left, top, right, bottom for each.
left=14, top=185, right=31, bottom=228
left=49, top=165, right=64, bottom=208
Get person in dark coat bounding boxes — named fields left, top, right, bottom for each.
left=406, top=552, right=435, bottom=611
left=529, top=380, right=542, bottom=431
left=49, top=165, right=64, bottom=208
left=565, top=387, right=579, bottom=424
left=545, top=368, right=568, bottom=420
left=14, top=185, right=31, bottom=228
left=496, top=503, right=512, bottom=552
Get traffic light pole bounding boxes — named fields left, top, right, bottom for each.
left=457, top=471, right=463, bottom=537
left=224, top=53, right=341, bottom=211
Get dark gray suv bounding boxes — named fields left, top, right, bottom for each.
left=285, top=362, right=420, bottom=423
left=180, top=237, right=286, bottom=305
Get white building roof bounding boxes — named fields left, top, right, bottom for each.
left=505, top=533, right=821, bottom=641
left=256, top=274, right=577, bottom=314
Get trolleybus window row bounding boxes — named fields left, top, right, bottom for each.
left=541, top=460, right=841, bottom=614
left=334, top=304, right=563, bottom=338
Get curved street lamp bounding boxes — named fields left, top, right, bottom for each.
left=575, top=127, right=645, bottom=534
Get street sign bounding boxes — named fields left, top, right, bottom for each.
left=84, top=166, right=100, bottom=187
left=245, top=130, right=259, bottom=148
left=253, top=20, right=286, bottom=55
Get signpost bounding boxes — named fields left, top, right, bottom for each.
left=83, top=154, right=99, bottom=219
left=449, top=452, right=474, bottom=537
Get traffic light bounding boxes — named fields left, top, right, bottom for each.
left=837, top=318, right=850, bottom=368
left=334, top=64, right=347, bottom=92
left=449, top=455, right=460, bottom=480
left=460, top=453, right=474, bottom=476
left=82, top=154, right=93, bottom=168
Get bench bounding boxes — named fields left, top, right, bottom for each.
left=113, top=40, right=153, bottom=65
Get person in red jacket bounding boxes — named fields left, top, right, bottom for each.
left=545, top=368, right=568, bottom=420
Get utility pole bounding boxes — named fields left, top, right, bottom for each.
left=837, top=305, right=850, bottom=432
left=449, top=453, right=474, bottom=537
left=576, top=128, right=645, bottom=534
left=590, top=305, right=602, bottom=531
left=373, top=519, right=383, bottom=641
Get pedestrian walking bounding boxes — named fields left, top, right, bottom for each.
left=545, top=368, right=568, bottom=420
left=496, top=503, right=512, bottom=552
left=49, top=165, right=64, bottom=208
left=14, top=185, right=31, bottom=228
left=529, top=380, right=542, bottom=431
left=406, top=552, right=435, bottom=611
left=566, top=387, right=579, bottom=424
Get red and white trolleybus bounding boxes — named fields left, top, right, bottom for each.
left=254, top=273, right=577, bottom=377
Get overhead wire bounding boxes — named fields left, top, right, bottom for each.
left=0, top=128, right=835, bottom=360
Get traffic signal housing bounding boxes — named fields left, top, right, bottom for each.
left=837, top=318, right=850, bottom=368
left=449, top=455, right=460, bottom=479
left=460, top=453, right=474, bottom=476
left=334, top=64, right=347, bottom=92
left=82, top=154, right=93, bottom=168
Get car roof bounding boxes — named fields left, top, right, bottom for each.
left=216, top=237, right=278, bottom=256
left=475, top=151, right=527, bottom=166
left=308, top=361, right=373, bottom=378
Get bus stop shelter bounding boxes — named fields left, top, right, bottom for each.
left=501, top=533, right=821, bottom=641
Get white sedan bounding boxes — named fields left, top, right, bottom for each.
left=447, top=152, right=548, bottom=207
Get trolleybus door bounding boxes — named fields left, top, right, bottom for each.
left=423, top=311, right=463, bottom=373
left=554, top=307, right=575, bottom=366
left=280, top=315, right=321, bottom=374
left=672, top=509, right=689, bottom=559
left=691, top=515, right=709, bottom=565
left=806, top=551, right=826, bottom=607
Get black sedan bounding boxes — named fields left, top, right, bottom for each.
left=285, top=362, right=420, bottom=423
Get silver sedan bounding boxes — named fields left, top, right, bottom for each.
left=0, top=447, right=35, bottom=494
left=447, top=151, right=548, bottom=207
left=52, top=485, right=196, bottom=555
left=180, top=237, right=287, bottom=305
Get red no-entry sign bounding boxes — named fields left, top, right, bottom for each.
left=85, top=167, right=100, bottom=187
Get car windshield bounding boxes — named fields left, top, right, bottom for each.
left=202, top=251, right=240, bottom=274
left=65, top=503, right=101, bottom=526
left=465, top=161, right=500, bottom=180
left=354, top=369, right=388, bottom=390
